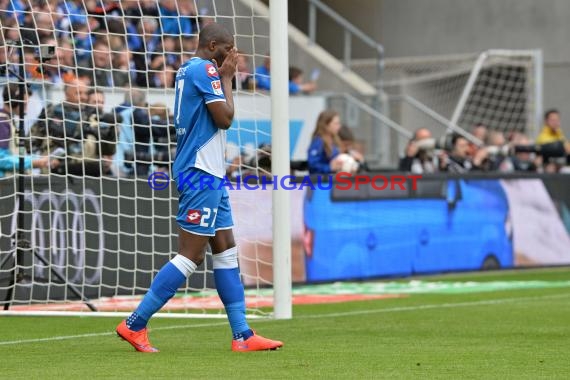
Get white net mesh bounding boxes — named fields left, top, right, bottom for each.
left=381, top=51, right=540, bottom=139
left=0, top=0, right=277, bottom=317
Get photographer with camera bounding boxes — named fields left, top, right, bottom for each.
left=129, top=102, right=175, bottom=177
left=500, top=133, right=542, bottom=172
left=0, top=83, right=59, bottom=177
left=473, top=130, right=511, bottom=172
left=439, top=133, right=478, bottom=173
left=149, top=103, right=176, bottom=173
left=86, top=88, right=118, bottom=175
left=398, top=128, right=438, bottom=173
left=31, top=78, right=117, bottom=177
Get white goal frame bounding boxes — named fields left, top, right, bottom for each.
left=0, top=0, right=291, bottom=319
left=449, top=49, right=543, bottom=139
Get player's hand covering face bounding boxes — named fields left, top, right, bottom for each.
left=212, top=43, right=238, bottom=79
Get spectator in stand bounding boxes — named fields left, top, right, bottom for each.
left=87, top=88, right=105, bottom=115
left=1, top=16, right=20, bottom=49
left=20, top=10, right=55, bottom=46
left=87, top=88, right=117, bottom=175
left=255, top=55, right=271, bottom=91
left=338, top=125, right=365, bottom=168
left=398, top=127, right=437, bottom=174
left=146, top=36, right=180, bottom=84
left=149, top=64, right=176, bottom=88
left=158, top=0, right=197, bottom=37
left=500, top=133, right=542, bottom=172
left=31, top=78, right=115, bottom=177
left=536, top=109, right=567, bottom=145
left=3, top=0, right=27, bottom=24
left=288, top=66, right=317, bottom=95
left=132, top=16, right=161, bottom=87
left=0, top=83, right=59, bottom=177
left=118, top=1, right=151, bottom=51
left=31, top=78, right=87, bottom=155
left=181, top=35, right=198, bottom=58
left=79, top=38, right=114, bottom=87
left=57, top=0, right=89, bottom=31
left=112, top=49, right=136, bottom=87
left=71, top=21, right=94, bottom=67
left=308, top=109, right=358, bottom=174
left=161, top=36, right=182, bottom=69
left=439, top=134, right=474, bottom=173
left=468, top=123, right=488, bottom=157
left=479, top=130, right=509, bottom=171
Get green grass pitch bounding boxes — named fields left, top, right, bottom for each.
left=1, top=268, right=569, bottom=379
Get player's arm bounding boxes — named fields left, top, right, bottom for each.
left=207, top=49, right=238, bottom=129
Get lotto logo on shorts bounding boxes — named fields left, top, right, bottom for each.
left=211, top=80, right=223, bottom=95
left=187, top=209, right=201, bottom=224
left=206, top=64, right=217, bottom=77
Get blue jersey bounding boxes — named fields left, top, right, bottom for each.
left=173, top=57, right=227, bottom=179
left=307, top=136, right=340, bottom=174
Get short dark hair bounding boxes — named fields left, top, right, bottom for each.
left=338, top=125, right=354, bottom=142
left=451, top=133, right=467, bottom=147
left=544, top=109, right=559, bottom=120
left=198, top=23, right=233, bottom=48
left=289, top=67, right=303, bottom=81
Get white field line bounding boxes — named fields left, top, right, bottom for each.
left=0, top=292, right=568, bottom=347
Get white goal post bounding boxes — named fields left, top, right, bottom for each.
left=0, top=0, right=291, bottom=319
left=380, top=49, right=543, bottom=143
left=449, top=49, right=543, bottom=139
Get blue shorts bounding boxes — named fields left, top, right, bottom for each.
left=175, top=168, right=234, bottom=236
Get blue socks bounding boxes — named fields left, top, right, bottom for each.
left=126, top=247, right=252, bottom=341
left=213, top=247, right=253, bottom=341
left=126, top=255, right=197, bottom=331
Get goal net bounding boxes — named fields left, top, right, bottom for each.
left=0, top=0, right=286, bottom=318
left=381, top=50, right=543, bottom=142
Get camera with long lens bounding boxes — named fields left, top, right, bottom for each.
left=44, top=107, right=118, bottom=163
left=91, top=112, right=119, bottom=156
left=124, top=120, right=176, bottom=166
left=485, top=145, right=511, bottom=156
left=413, top=136, right=449, bottom=152
left=513, top=141, right=567, bottom=160
left=46, top=108, right=118, bottom=144
left=513, top=140, right=566, bottom=156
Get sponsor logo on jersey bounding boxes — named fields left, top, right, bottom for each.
left=206, top=64, right=218, bottom=77
left=211, top=80, right=223, bottom=95
left=187, top=209, right=201, bottom=224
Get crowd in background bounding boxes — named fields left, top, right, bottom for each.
left=0, top=0, right=319, bottom=178
left=396, top=110, right=570, bottom=175
left=1, top=77, right=569, bottom=179
left=1, top=0, right=203, bottom=89
left=0, top=1, right=318, bottom=93
left=301, top=109, right=569, bottom=176
left=0, top=1, right=568, bottom=179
